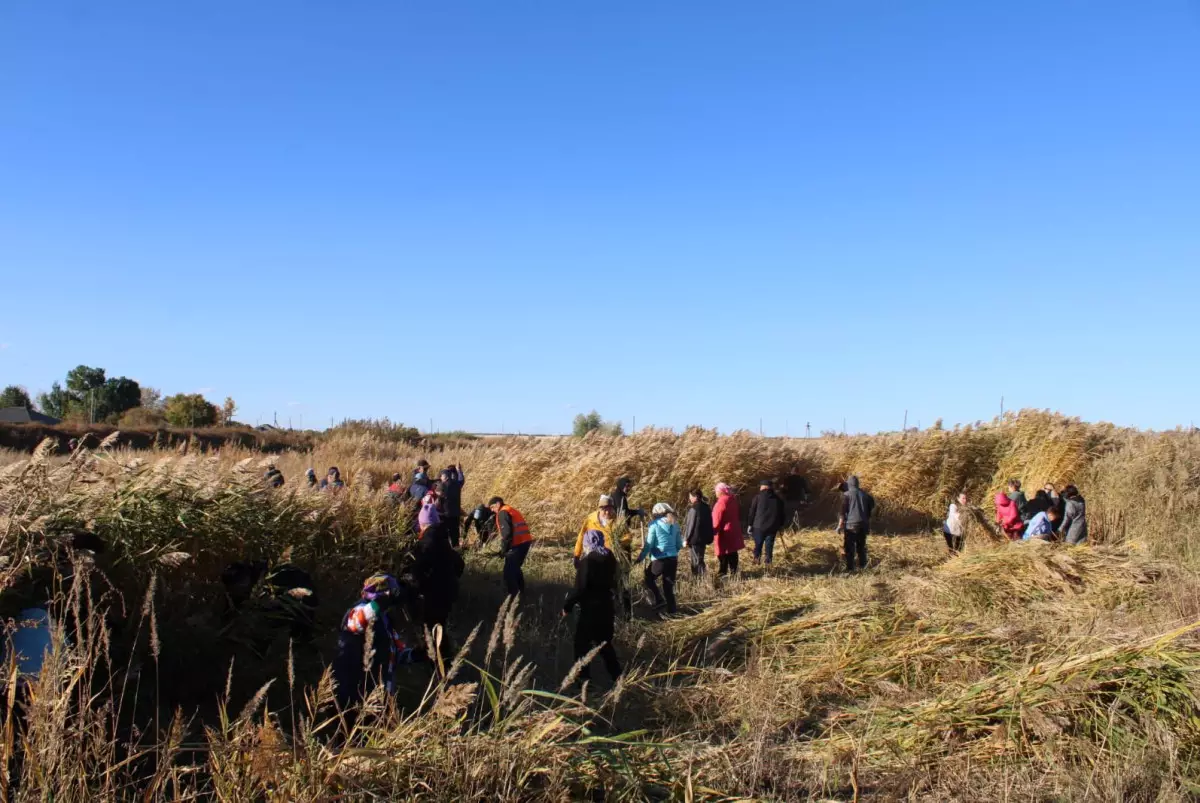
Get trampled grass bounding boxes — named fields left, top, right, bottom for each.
left=1, top=411, right=1199, bottom=800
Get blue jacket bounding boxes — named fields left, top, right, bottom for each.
left=1023, top=511, right=1053, bottom=540
left=639, top=518, right=683, bottom=561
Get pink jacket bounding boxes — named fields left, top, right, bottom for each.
left=711, top=493, right=745, bottom=555
left=994, top=492, right=1023, bottom=538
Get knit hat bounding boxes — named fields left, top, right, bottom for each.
left=651, top=502, right=675, bottom=516
left=583, top=529, right=609, bottom=556
left=361, top=573, right=401, bottom=601
left=598, top=494, right=614, bottom=509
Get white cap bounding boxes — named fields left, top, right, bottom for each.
left=599, top=494, right=613, bottom=508
left=652, top=502, right=675, bottom=516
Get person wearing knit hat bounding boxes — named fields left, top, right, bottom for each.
left=333, top=573, right=424, bottom=710
left=639, top=503, right=683, bottom=614
left=562, top=530, right=622, bottom=685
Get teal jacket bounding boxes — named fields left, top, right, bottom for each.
left=639, top=517, right=683, bottom=562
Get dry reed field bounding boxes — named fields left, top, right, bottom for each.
left=1, top=411, right=1199, bottom=800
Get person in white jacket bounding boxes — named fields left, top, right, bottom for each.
left=943, top=492, right=968, bottom=554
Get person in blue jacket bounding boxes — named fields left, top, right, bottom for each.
left=638, top=502, right=683, bottom=614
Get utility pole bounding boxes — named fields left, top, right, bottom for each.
left=273, top=411, right=278, bottom=427
left=632, top=415, right=636, bottom=434
left=759, top=417, right=763, bottom=436
left=806, top=422, right=811, bottom=439
left=842, top=417, right=846, bottom=435
left=1000, top=396, right=1005, bottom=418
left=903, top=410, right=908, bottom=432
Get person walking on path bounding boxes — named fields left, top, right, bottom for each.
left=491, top=497, right=533, bottom=598
left=639, top=503, right=683, bottom=614
left=837, top=476, right=875, bottom=572
left=943, top=492, right=968, bottom=554
left=711, top=483, right=745, bottom=577
left=561, top=530, right=622, bottom=685
left=994, top=492, right=1025, bottom=539
left=747, top=479, right=787, bottom=566
left=1059, top=485, right=1088, bottom=545
left=683, top=489, right=714, bottom=577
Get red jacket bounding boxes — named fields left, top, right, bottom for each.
left=711, top=493, right=745, bottom=555
left=994, top=492, right=1023, bottom=538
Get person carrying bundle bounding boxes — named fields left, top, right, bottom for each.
left=639, top=503, right=683, bottom=614
left=562, top=530, right=622, bottom=685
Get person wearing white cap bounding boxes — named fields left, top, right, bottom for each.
left=638, top=502, right=683, bottom=614
left=573, top=494, right=617, bottom=562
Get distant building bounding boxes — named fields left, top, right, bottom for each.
left=0, top=407, right=62, bottom=425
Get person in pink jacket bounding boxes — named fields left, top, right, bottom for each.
left=994, top=492, right=1024, bottom=540
left=711, top=483, right=745, bottom=576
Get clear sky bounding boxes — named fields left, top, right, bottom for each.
left=2, top=2, right=1198, bottom=435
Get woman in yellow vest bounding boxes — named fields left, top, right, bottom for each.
left=489, top=496, right=533, bottom=598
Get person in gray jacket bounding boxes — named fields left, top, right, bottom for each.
left=1059, top=485, right=1088, bottom=545
left=837, top=476, right=875, bottom=572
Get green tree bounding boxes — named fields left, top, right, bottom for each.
left=0, top=385, right=31, bottom=408
left=64, top=365, right=107, bottom=421
left=37, top=382, right=74, bottom=419
left=99, top=377, right=142, bottom=421
left=572, top=410, right=624, bottom=437
left=164, top=393, right=218, bottom=427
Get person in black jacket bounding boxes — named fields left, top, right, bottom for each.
left=263, top=464, right=284, bottom=488
left=837, top=476, right=875, bottom=572
left=436, top=464, right=466, bottom=547
left=561, top=530, right=622, bottom=685
left=683, top=489, right=714, bottom=576
left=610, top=477, right=645, bottom=522
left=747, top=479, right=787, bottom=566
left=412, top=521, right=465, bottom=635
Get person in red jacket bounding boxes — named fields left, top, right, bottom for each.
left=711, top=482, right=745, bottom=577
left=994, top=492, right=1024, bottom=540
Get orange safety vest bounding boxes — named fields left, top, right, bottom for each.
left=500, top=505, right=532, bottom=547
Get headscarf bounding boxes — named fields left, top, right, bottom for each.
left=361, top=573, right=400, bottom=601
left=715, top=482, right=733, bottom=497
left=582, top=529, right=609, bottom=556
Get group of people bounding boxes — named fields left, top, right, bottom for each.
left=942, top=479, right=1089, bottom=553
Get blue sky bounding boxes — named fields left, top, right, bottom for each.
left=2, top=2, right=1198, bottom=434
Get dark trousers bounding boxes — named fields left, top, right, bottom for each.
left=843, top=528, right=868, bottom=571
left=574, top=609, right=621, bottom=683
left=943, top=531, right=964, bottom=554
left=689, top=542, right=706, bottom=576
left=752, top=530, right=778, bottom=564
left=504, top=542, right=531, bottom=597
left=718, top=552, right=739, bottom=576
left=643, top=557, right=678, bottom=613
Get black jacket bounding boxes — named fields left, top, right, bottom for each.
left=437, top=470, right=464, bottom=521
left=611, top=478, right=643, bottom=520
left=563, top=551, right=618, bottom=618
left=414, top=526, right=465, bottom=602
left=747, top=489, right=787, bottom=535
left=841, top=476, right=875, bottom=531
left=463, top=505, right=495, bottom=543
left=683, top=499, right=714, bottom=547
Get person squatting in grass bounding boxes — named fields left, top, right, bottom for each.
left=562, top=530, right=622, bottom=685
left=1023, top=505, right=1060, bottom=540
left=711, top=482, right=745, bottom=577
left=462, top=503, right=496, bottom=548
left=639, top=502, right=683, bottom=614
left=838, top=475, right=875, bottom=572
left=683, top=488, right=714, bottom=577
left=490, top=496, right=533, bottom=598
left=333, top=573, right=427, bottom=711
left=747, top=478, right=787, bottom=566
left=943, top=491, right=968, bottom=554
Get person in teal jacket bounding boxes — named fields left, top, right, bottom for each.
left=639, top=503, right=683, bottom=614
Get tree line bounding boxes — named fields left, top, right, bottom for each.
left=2, top=366, right=238, bottom=428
